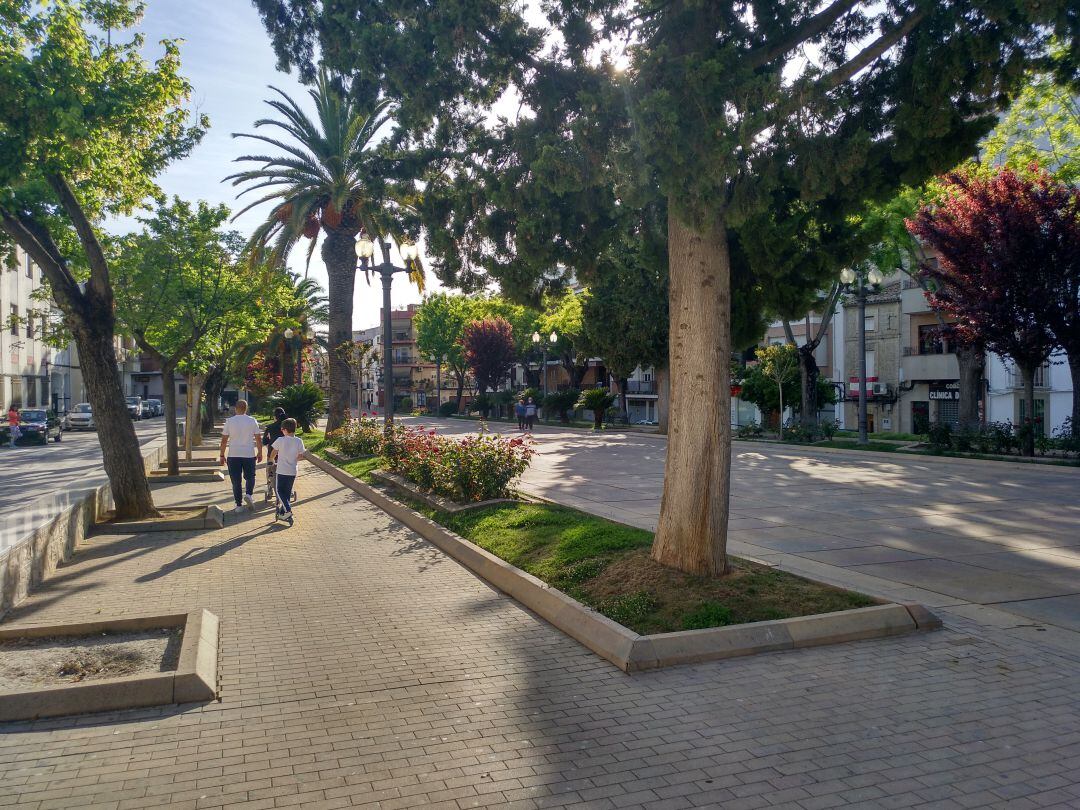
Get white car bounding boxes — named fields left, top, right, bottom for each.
left=65, top=403, right=95, bottom=431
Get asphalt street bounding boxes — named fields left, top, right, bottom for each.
left=0, top=418, right=166, bottom=527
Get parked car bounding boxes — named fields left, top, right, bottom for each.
left=64, top=403, right=95, bottom=431
left=3, top=409, right=63, bottom=444
left=140, top=400, right=154, bottom=419
left=126, top=396, right=142, bottom=420
left=146, top=399, right=163, bottom=417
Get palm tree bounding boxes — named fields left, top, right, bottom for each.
left=226, top=70, right=412, bottom=431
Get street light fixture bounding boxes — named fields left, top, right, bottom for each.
left=840, top=265, right=885, bottom=446
left=356, top=233, right=418, bottom=432
left=532, top=330, right=558, bottom=400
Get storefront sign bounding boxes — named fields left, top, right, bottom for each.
left=928, top=380, right=960, bottom=401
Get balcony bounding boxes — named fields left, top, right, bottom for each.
left=901, top=350, right=958, bottom=382
left=1006, top=363, right=1051, bottom=390
left=625, top=380, right=657, bottom=395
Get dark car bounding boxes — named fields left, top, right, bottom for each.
left=2, top=409, right=62, bottom=445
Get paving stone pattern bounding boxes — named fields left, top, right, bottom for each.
left=1, top=459, right=1079, bottom=808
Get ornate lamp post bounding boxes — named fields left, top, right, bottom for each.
left=839, top=265, right=884, bottom=446
left=356, top=235, right=419, bottom=432
left=532, top=330, right=558, bottom=399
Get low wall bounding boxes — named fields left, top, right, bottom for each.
left=0, top=435, right=170, bottom=620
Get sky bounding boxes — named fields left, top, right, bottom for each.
left=125, top=0, right=442, bottom=331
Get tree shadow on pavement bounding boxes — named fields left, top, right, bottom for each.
left=136, top=523, right=287, bottom=582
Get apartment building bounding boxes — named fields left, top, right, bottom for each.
left=1, top=247, right=53, bottom=411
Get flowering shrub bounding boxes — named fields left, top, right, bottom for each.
left=327, top=413, right=384, bottom=457
left=327, top=416, right=534, bottom=501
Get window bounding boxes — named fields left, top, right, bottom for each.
left=9, top=305, right=16, bottom=336
left=24, top=253, right=32, bottom=278
left=1019, top=398, right=1047, bottom=436
left=26, top=315, right=33, bottom=340
left=25, top=376, right=37, bottom=407
left=918, top=324, right=944, bottom=355
left=864, top=315, right=876, bottom=332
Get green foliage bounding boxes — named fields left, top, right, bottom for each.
left=414, top=292, right=471, bottom=369
left=928, top=422, right=953, bottom=451
left=268, top=382, right=326, bottom=432
left=681, top=602, right=733, bottom=631
left=735, top=421, right=764, bottom=439
left=595, top=593, right=659, bottom=628
left=577, top=388, right=616, bottom=428
left=438, top=400, right=458, bottom=417
left=326, top=414, right=383, bottom=457
left=542, top=389, right=579, bottom=423
left=398, top=396, right=413, bottom=412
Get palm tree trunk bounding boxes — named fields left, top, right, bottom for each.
left=323, top=228, right=358, bottom=432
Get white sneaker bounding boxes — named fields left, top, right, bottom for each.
left=233, top=505, right=245, bottom=515
left=243, top=494, right=254, bottom=510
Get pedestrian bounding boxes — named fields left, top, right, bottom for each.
left=525, top=397, right=537, bottom=431
left=6, top=405, right=20, bottom=448
left=261, top=407, right=287, bottom=502
left=269, top=418, right=305, bottom=526
left=218, top=399, right=263, bottom=515
left=514, top=398, right=526, bottom=431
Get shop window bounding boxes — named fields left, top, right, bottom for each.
left=937, top=400, right=959, bottom=428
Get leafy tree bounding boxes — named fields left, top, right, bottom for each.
left=581, top=233, right=669, bottom=420
left=226, top=71, right=409, bottom=432
left=414, top=292, right=472, bottom=411
left=255, top=1, right=1075, bottom=576
left=462, top=317, right=516, bottom=410
left=0, top=1, right=206, bottom=518
left=268, top=382, right=326, bottom=432
left=981, top=43, right=1080, bottom=186
left=908, top=167, right=1073, bottom=455
left=739, top=358, right=835, bottom=426
left=577, top=387, right=616, bottom=430
left=113, top=198, right=244, bottom=474
left=537, top=290, right=590, bottom=389
left=758, top=344, right=800, bottom=439
left=473, top=296, right=541, bottom=380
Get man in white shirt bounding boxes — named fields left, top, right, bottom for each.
left=219, top=400, right=263, bottom=514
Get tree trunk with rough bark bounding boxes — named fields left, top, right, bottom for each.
left=75, top=320, right=158, bottom=518
left=652, top=209, right=732, bottom=577
left=1021, top=363, right=1036, bottom=457
left=190, top=376, right=205, bottom=447
left=324, top=228, right=358, bottom=432
left=797, top=346, right=820, bottom=430
left=656, top=366, right=670, bottom=434
left=618, top=377, right=628, bottom=420
left=280, top=343, right=295, bottom=392
left=161, top=366, right=181, bottom=475
left=1065, top=350, right=1080, bottom=437
left=956, top=344, right=985, bottom=430
left=454, top=368, right=465, bottom=413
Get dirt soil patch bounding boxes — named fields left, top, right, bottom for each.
left=99, top=507, right=206, bottom=525
left=0, top=628, right=182, bottom=691
left=579, top=550, right=875, bottom=634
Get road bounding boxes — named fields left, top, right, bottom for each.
left=0, top=418, right=166, bottom=528
left=407, top=417, right=1080, bottom=636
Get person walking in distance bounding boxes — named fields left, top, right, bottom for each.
left=514, top=398, right=526, bottom=431
left=219, top=399, right=262, bottom=515
left=269, top=418, right=305, bottom=525
left=6, top=405, right=20, bottom=448
left=524, top=397, right=537, bottom=431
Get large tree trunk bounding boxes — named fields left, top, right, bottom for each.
left=454, top=368, right=465, bottom=413
left=202, top=366, right=224, bottom=432
left=324, top=228, right=358, bottom=432
left=1067, top=350, right=1080, bottom=437
left=162, top=366, right=180, bottom=475
left=190, top=376, right=205, bottom=447
left=435, top=360, right=442, bottom=411
left=74, top=321, right=158, bottom=518
left=797, top=346, right=820, bottom=430
left=652, top=209, right=731, bottom=577
left=1021, top=363, right=1036, bottom=457
left=956, top=344, right=985, bottom=430
left=280, top=342, right=295, bottom=391
left=618, top=377, right=629, bottom=420
left=656, top=366, right=670, bottom=434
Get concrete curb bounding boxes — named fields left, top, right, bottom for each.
left=149, top=470, right=225, bottom=483
left=324, top=448, right=370, bottom=465
left=93, top=506, right=225, bottom=535
left=0, top=609, right=218, bottom=722
left=307, top=454, right=938, bottom=671
left=369, top=470, right=517, bottom=513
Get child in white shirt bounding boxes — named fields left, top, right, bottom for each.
left=269, top=418, right=305, bottom=525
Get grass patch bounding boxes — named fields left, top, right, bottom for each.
left=422, top=501, right=875, bottom=635
left=813, top=439, right=904, bottom=452
left=835, top=430, right=926, bottom=442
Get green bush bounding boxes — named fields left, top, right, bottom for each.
left=927, top=422, right=952, bottom=450
left=438, top=400, right=458, bottom=417
left=543, top=389, right=579, bottom=423
left=471, top=393, right=492, bottom=417
left=398, top=396, right=413, bottom=412
left=577, top=387, right=616, bottom=429
left=326, top=414, right=384, bottom=457
left=735, top=421, right=764, bottom=439
left=681, top=601, right=734, bottom=630
left=268, top=382, right=326, bottom=432
left=1054, top=418, right=1080, bottom=454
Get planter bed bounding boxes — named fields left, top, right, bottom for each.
left=370, top=469, right=517, bottom=513
left=324, top=447, right=372, bottom=465
left=307, top=453, right=939, bottom=671
left=94, top=506, right=224, bottom=534
left=0, top=610, right=218, bottom=722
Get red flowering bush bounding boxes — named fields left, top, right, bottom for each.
left=329, top=417, right=534, bottom=502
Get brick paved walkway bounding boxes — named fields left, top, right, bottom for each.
left=2, top=462, right=1080, bottom=809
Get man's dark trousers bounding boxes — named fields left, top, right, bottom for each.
left=227, top=457, right=257, bottom=506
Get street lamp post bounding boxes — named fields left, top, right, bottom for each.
left=839, top=265, right=884, bottom=446
left=356, top=235, right=419, bottom=432
left=532, top=330, right=558, bottom=400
